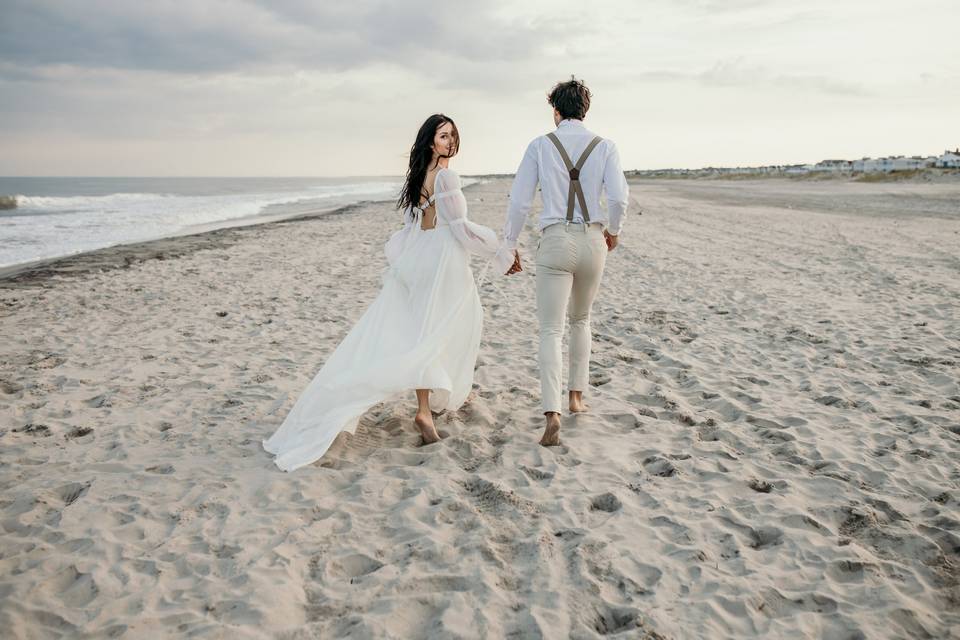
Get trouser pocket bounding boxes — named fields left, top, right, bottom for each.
left=536, top=231, right=575, bottom=272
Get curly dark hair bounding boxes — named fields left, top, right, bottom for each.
left=547, top=76, right=592, bottom=120
left=396, top=114, right=460, bottom=214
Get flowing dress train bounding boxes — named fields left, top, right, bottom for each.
left=263, top=169, right=512, bottom=471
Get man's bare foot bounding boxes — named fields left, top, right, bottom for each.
left=569, top=391, right=587, bottom=413
left=539, top=412, right=561, bottom=446
left=415, top=412, right=440, bottom=444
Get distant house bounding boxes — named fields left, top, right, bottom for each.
left=814, top=159, right=853, bottom=172
left=861, top=157, right=897, bottom=172
left=891, top=156, right=935, bottom=170
left=852, top=155, right=935, bottom=173
left=858, top=157, right=902, bottom=172
left=628, top=148, right=956, bottom=176
left=937, top=149, right=960, bottom=168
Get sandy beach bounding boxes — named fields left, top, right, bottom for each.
left=1, top=177, right=958, bottom=639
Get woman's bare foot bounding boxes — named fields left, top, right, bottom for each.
left=569, top=390, right=587, bottom=413
left=415, top=412, right=440, bottom=444
left=539, top=412, right=561, bottom=446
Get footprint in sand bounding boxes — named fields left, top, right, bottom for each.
left=825, top=559, right=875, bottom=584
left=1, top=378, right=24, bottom=394
left=747, top=478, right=775, bottom=493
left=146, top=464, right=175, bottom=474
left=592, top=604, right=642, bottom=636
left=45, top=565, right=99, bottom=608
left=13, top=423, right=51, bottom=437
left=553, top=447, right=582, bottom=467
left=757, top=429, right=796, bottom=444
left=399, top=575, right=472, bottom=593
left=603, top=412, right=644, bottom=430
left=748, top=526, right=784, bottom=549
left=55, top=481, right=91, bottom=506
left=520, top=465, right=554, bottom=481
left=85, top=393, right=112, bottom=408
left=650, top=515, right=693, bottom=544
left=326, top=554, right=384, bottom=580
left=745, top=415, right=788, bottom=430
left=642, top=456, right=677, bottom=478
left=65, top=426, right=94, bottom=440
left=460, top=477, right=539, bottom=515
left=589, top=372, right=612, bottom=386
left=755, top=587, right=838, bottom=618
left=31, top=353, right=67, bottom=369
left=590, top=492, right=623, bottom=513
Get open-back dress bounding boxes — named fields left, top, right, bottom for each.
left=263, top=168, right=509, bottom=471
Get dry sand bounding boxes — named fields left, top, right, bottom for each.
left=1, top=178, right=958, bottom=639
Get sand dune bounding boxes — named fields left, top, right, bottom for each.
left=1, top=178, right=958, bottom=638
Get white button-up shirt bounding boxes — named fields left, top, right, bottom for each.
left=503, top=119, right=629, bottom=250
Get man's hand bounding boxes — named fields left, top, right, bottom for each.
left=506, top=250, right=523, bottom=275
left=603, top=230, right=619, bottom=252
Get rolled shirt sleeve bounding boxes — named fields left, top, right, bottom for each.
left=503, top=139, right=539, bottom=249
left=603, top=141, right=629, bottom=236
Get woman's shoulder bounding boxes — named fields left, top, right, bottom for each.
left=434, top=167, right=461, bottom=192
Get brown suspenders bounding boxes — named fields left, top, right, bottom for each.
left=545, top=133, right=603, bottom=223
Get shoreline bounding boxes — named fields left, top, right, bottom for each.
left=0, top=177, right=494, bottom=286
left=0, top=198, right=393, bottom=286
left=4, top=170, right=954, bottom=285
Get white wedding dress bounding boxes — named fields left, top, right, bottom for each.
left=263, top=168, right=511, bottom=471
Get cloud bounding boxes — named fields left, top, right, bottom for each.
left=1, top=0, right=955, bottom=175
left=0, top=0, right=565, bottom=77
left=700, top=59, right=869, bottom=96
left=628, top=58, right=869, bottom=97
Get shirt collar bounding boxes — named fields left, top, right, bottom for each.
left=557, top=119, right=585, bottom=128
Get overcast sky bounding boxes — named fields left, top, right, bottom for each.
left=2, top=0, right=958, bottom=176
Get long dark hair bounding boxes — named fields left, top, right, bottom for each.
left=397, top=114, right=460, bottom=213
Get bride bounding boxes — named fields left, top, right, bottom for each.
left=263, top=114, right=516, bottom=471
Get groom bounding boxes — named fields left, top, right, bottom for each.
left=503, top=76, right=629, bottom=446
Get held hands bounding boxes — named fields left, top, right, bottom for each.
left=506, top=250, right=522, bottom=275
left=603, top=230, right=619, bottom=252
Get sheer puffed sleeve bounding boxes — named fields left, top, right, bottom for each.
left=435, top=169, right=514, bottom=275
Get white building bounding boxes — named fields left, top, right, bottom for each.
left=890, top=156, right=935, bottom=171
left=853, top=154, right=941, bottom=173
left=860, top=157, right=894, bottom=172
left=814, top=159, right=853, bottom=172
left=937, top=149, right=960, bottom=168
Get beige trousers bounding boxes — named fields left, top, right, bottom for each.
left=535, top=222, right=608, bottom=414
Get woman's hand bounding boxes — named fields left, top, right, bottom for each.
left=506, top=250, right=523, bottom=275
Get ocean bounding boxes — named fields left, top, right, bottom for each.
left=0, top=176, right=407, bottom=269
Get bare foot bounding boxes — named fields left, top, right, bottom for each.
left=539, top=412, right=561, bottom=447
left=569, top=391, right=588, bottom=413
left=415, top=413, right=440, bottom=445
